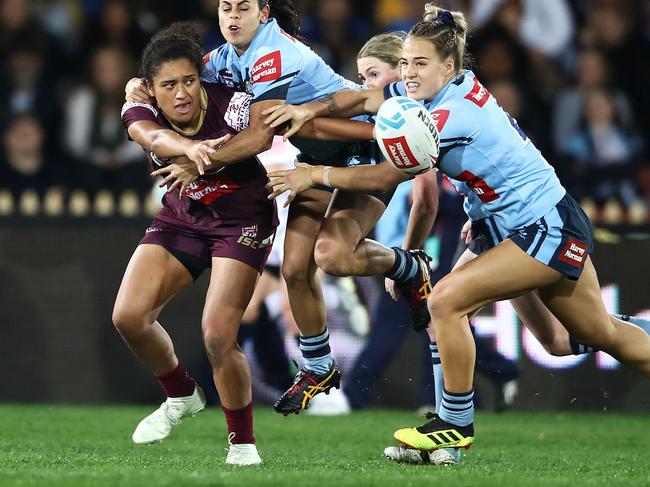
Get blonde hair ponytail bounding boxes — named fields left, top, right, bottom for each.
left=409, top=2, right=469, bottom=71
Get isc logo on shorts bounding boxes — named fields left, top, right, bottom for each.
left=382, top=136, right=419, bottom=169
left=558, top=239, right=588, bottom=267
left=237, top=233, right=274, bottom=250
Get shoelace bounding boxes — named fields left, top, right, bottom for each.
left=163, top=400, right=188, bottom=426
left=225, top=431, right=236, bottom=452
left=286, top=371, right=310, bottom=396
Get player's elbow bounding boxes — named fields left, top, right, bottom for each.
left=412, top=192, right=438, bottom=216
left=149, top=131, right=164, bottom=154
left=377, top=167, right=407, bottom=192
left=412, top=199, right=438, bottom=218
left=251, top=129, right=274, bottom=154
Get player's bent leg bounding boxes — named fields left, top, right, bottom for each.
left=202, top=257, right=262, bottom=465
left=281, top=188, right=331, bottom=338
left=510, top=292, right=572, bottom=356
left=276, top=190, right=343, bottom=415
left=512, top=292, right=650, bottom=357
left=113, top=244, right=205, bottom=444
left=410, top=249, right=480, bottom=463
left=313, top=190, right=387, bottom=277
left=428, top=247, right=479, bottom=341
left=315, top=190, right=434, bottom=331
left=112, top=243, right=193, bottom=374
left=428, top=242, right=559, bottom=391
left=395, top=240, right=563, bottom=451
left=538, top=256, right=650, bottom=377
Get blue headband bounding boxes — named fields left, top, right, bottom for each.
left=436, top=10, right=455, bottom=28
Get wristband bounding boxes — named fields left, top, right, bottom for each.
left=322, top=166, right=333, bottom=188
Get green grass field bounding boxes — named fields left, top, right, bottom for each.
left=0, top=405, right=648, bottom=487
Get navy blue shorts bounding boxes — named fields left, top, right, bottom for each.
left=470, top=194, right=594, bottom=280
left=468, top=216, right=506, bottom=256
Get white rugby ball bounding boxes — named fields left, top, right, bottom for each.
left=375, top=96, right=439, bottom=175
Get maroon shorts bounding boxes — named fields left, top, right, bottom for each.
left=141, top=197, right=278, bottom=279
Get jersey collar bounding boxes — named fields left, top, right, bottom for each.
left=425, top=70, right=468, bottom=107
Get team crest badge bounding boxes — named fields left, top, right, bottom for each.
left=242, top=225, right=258, bottom=238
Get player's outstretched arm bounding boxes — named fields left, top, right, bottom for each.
left=202, top=99, right=278, bottom=172
left=127, top=120, right=230, bottom=174
left=295, top=118, right=374, bottom=142
left=267, top=161, right=410, bottom=207
left=263, top=88, right=385, bottom=140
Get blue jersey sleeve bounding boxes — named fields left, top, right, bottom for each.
left=201, top=46, right=229, bottom=84
left=383, top=82, right=407, bottom=99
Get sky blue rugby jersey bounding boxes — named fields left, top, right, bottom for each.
left=202, top=18, right=358, bottom=103
left=384, top=71, right=566, bottom=231
left=203, top=18, right=373, bottom=166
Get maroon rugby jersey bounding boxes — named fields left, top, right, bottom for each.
left=121, top=83, right=272, bottom=220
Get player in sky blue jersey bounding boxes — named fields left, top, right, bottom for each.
left=264, top=3, right=650, bottom=455
left=125, top=0, right=438, bottom=416
left=204, top=1, right=438, bottom=417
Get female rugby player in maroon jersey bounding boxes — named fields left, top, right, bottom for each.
left=115, top=23, right=274, bottom=465
left=115, top=22, right=374, bottom=465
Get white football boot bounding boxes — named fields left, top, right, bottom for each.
left=305, top=386, right=351, bottom=416
left=132, top=385, right=206, bottom=444
left=384, top=445, right=460, bottom=465
left=225, top=433, right=262, bottom=466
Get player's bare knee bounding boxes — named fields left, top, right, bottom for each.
left=202, top=330, right=233, bottom=367
left=428, top=280, right=461, bottom=322
left=314, top=238, right=349, bottom=276
left=543, top=337, right=571, bottom=357
left=112, top=306, right=147, bottom=339
left=282, top=259, right=310, bottom=290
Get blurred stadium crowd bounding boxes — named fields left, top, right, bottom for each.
left=1, top=0, right=649, bottom=223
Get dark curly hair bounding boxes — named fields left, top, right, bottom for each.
left=261, top=0, right=300, bottom=37
left=140, top=22, right=204, bottom=81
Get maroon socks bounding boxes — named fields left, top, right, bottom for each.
left=222, top=402, right=255, bottom=444
left=156, top=362, right=196, bottom=398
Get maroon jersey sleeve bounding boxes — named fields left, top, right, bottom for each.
left=120, top=101, right=169, bottom=168
left=121, top=101, right=161, bottom=130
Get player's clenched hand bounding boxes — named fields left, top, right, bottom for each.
left=151, top=162, right=200, bottom=197
left=266, top=160, right=314, bottom=207
left=384, top=278, right=399, bottom=302
left=186, top=134, right=232, bottom=175
left=125, top=77, right=152, bottom=104
left=262, top=104, right=315, bottom=141
left=460, top=219, right=473, bottom=245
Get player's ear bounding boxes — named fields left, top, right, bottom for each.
left=260, top=2, right=270, bottom=23
left=145, top=80, right=155, bottom=97
left=445, top=57, right=455, bottom=76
